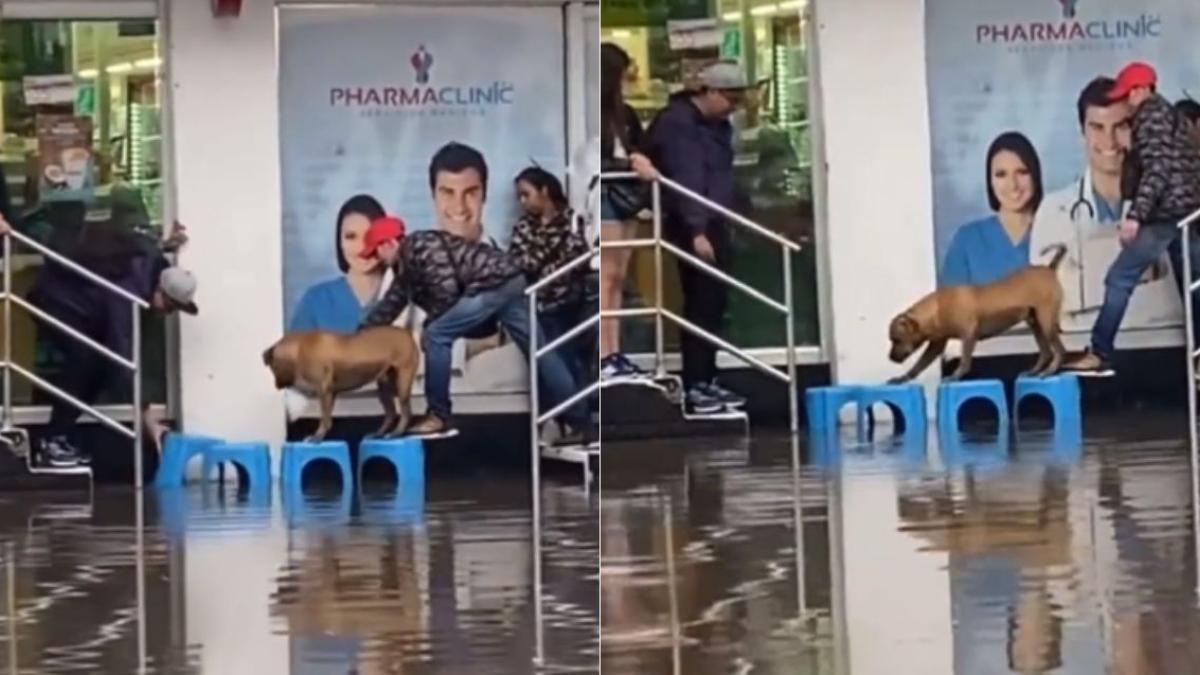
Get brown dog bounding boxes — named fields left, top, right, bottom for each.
left=887, top=244, right=1069, bottom=384
left=262, top=327, right=419, bottom=441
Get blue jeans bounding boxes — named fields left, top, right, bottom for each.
left=422, top=276, right=589, bottom=428
left=1092, top=222, right=1200, bottom=357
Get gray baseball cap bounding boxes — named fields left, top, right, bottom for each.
left=698, top=62, right=751, bottom=91
left=159, top=267, right=198, bottom=315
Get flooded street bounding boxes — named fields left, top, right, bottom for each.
left=0, top=474, right=598, bottom=674
left=601, top=412, right=1200, bottom=675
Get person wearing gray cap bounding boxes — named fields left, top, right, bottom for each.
left=13, top=215, right=197, bottom=468
left=644, top=60, right=753, bottom=415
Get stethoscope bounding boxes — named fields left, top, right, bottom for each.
left=1069, top=174, right=1096, bottom=222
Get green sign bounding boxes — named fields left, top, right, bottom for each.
left=602, top=0, right=710, bottom=28
left=721, top=26, right=741, bottom=59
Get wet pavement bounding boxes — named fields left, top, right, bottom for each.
left=601, top=411, right=1200, bottom=675
left=0, top=474, right=598, bottom=674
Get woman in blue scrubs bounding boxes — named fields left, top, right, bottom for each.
left=290, top=194, right=387, bottom=332
left=940, top=132, right=1045, bottom=287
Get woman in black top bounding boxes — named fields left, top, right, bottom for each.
left=599, top=42, right=657, bottom=380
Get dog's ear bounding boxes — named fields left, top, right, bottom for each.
left=891, top=314, right=918, bottom=339
left=262, top=346, right=275, bottom=367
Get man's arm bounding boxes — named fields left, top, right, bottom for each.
left=651, top=117, right=710, bottom=235
left=359, top=266, right=409, bottom=328
left=1129, top=103, right=1175, bottom=222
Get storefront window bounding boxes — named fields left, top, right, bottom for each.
left=601, top=0, right=821, bottom=353
left=0, top=19, right=166, bottom=406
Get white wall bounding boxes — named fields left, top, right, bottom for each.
left=815, top=0, right=939, bottom=395
left=168, top=0, right=286, bottom=454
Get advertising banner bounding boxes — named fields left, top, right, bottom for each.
left=279, top=5, right=567, bottom=407
left=926, top=0, right=1200, bottom=351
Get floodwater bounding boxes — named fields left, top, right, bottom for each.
left=601, top=412, right=1200, bottom=675
left=0, top=474, right=598, bottom=674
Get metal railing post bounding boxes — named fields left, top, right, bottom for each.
left=653, top=180, right=665, bottom=378
left=527, top=290, right=544, bottom=666
left=783, top=250, right=799, bottom=434
left=133, top=307, right=143, bottom=489
left=1182, top=213, right=1200, bottom=598
left=3, top=234, right=11, bottom=431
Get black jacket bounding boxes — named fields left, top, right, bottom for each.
left=1126, top=94, right=1200, bottom=224
left=360, top=230, right=521, bottom=327
left=644, top=93, right=737, bottom=238
left=28, top=222, right=167, bottom=358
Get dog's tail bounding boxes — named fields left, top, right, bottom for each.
left=1040, top=243, right=1068, bottom=270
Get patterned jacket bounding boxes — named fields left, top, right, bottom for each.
left=1127, top=94, right=1200, bottom=224
left=508, top=209, right=590, bottom=312
left=359, top=230, right=521, bottom=327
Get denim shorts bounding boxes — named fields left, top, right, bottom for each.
left=600, top=192, right=619, bottom=221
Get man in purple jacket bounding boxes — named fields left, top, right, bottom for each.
left=645, top=62, right=753, bottom=415
left=19, top=216, right=197, bottom=467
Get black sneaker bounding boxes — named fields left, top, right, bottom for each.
left=703, top=381, right=747, bottom=409
left=684, top=385, right=724, bottom=415
left=600, top=353, right=649, bottom=381
left=1063, top=349, right=1115, bottom=377
left=40, top=436, right=84, bottom=468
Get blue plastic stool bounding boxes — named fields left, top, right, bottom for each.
left=855, top=383, right=927, bottom=441
left=937, top=379, right=1009, bottom=435
left=1014, top=374, right=1081, bottom=433
left=805, top=385, right=861, bottom=435
left=155, top=433, right=223, bottom=488
left=940, top=431, right=1011, bottom=469
left=280, top=440, right=353, bottom=491
left=201, top=442, right=272, bottom=492
left=358, top=437, right=425, bottom=490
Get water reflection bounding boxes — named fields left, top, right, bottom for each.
left=0, top=475, right=597, bottom=674
left=601, top=412, right=1200, bottom=674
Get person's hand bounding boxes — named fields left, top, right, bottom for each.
left=163, top=220, right=188, bottom=252
left=1119, top=218, right=1140, bottom=246
left=630, top=152, right=659, bottom=182
left=0, top=214, right=12, bottom=237
left=141, top=407, right=171, bottom=453
left=693, top=233, right=716, bottom=262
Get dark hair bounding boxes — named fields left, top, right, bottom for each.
left=985, top=131, right=1044, bottom=214
left=334, top=194, right=385, bottom=272
left=1177, top=99, right=1200, bottom=125
left=514, top=166, right=568, bottom=210
left=601, top=42, right=632, bottom=151
left=1076, top=76, right=1118, bottom=129
left=428, top=142, right=488, bottom=200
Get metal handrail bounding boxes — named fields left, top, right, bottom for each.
left=1176, top=204, right=1200, bottom=596
left=1, top=228, right=145, bottom=487
left=599, top=171, right=802, bottom=433
left=525, top=236, right=601, bottom=666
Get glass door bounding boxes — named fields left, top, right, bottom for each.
left=0, top=6, right=168, bottom=420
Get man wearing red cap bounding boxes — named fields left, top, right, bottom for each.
left=1065, top=61, right=1200, bottom=376
left=357, top=215, right=594, bottom=442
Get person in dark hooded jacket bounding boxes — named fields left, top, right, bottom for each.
left=18, top=214, right=196, bottom=467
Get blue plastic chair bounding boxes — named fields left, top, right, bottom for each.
left=155, top=433, right=223, bottom=488
left=200, top=442, right=272, bottom=492
left=937, top=379, right=1009, bottom=435
left=280, top=440, right=353, bottom=491
left=1014, top=373, right=1081, bottom=434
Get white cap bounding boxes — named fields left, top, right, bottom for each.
left=698, top=62, right=751, bottom=91
left=159, top=267, right=198, bottom=314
